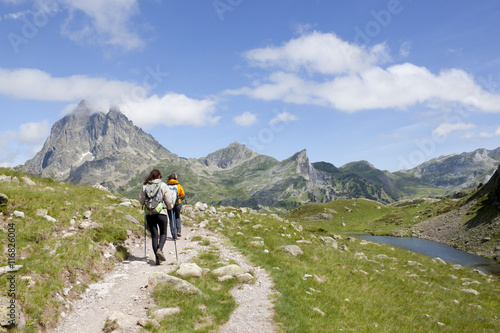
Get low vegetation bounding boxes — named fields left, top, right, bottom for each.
left=216, top=207, right=500, bottom=332
left=0, top=168, right=144, bottom=331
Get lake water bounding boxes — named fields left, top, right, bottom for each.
left=350, top=235, right=500, bottom=276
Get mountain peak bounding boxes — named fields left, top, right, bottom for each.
left=203, top=142, right=257, bottom=170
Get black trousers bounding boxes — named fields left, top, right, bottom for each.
left=146, top=213, right=168, bottom=258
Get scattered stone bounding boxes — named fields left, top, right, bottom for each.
left=354, top=252, right=367, bottom=260
left=461, top=289, right=479, bottom=295
left=250, top=240, right=265, bottom=247
left=340, top=244, right=349, bottom=252
left=279, top=245, right=304, bottom=257
left=0, top=295, right=24, bottom=329
left=21, top=176, right=36, bottom=186
left=218, top=275, right=234, bottom=282
left=432, top=257, right=447, bottom=265
left=36, top=209, right=48, bottom=217
left=236, top=273, right=254, bottom=282
left=152, top=307, right=181, bottom=319
left=176, top=263, right=203, bottom=278
left=125, top=214, right=139, bottom=224
left=312, top=307, right=325, bottom=316
left=212, top=264, right=248, bottom=277
left=319, top=236, right=338, bottom=249
left=0, top=193, right=8, bottom=206
left=0, top=265, right=23, bottom=276
left=13, top=211, right=24, bottom=218
left=148, top=273, right=204, bottom=295
left=83, top=211, right=92, bottom=219
left=252, top=224, right=263, bottom=229
left=407, top=261, right=422, bottom=266
left=45, top=215, right=57, bottom=223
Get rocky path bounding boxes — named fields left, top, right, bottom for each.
left=54, top=215, right=277, bottom=332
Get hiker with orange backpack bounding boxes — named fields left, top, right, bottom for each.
left=167, top=173, right=185, bottom=238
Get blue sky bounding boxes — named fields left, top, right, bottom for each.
left=1, top=0, right=500, bottom=172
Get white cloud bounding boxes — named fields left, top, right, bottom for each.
left=233, top=111, right=257, bottom=126
left=233, top=31, right=500, bottom=113
left=118, top=93, right=220, bottom=129
left=16, top=120, right=51, bottom=144
left=432, top=122, right=477, bottom=137
left=61, top=0, right=144, bottom=51
left=244, top=31, right=391, bottom=75
left=0, top=120, right=50, bottom=167
left=0, top=68, right=220, bottom=128
left=269, top=111, right=298, bottom=125
left=0, top=68, right=138, bottom=102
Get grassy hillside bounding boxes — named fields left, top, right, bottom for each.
left=282, top=198, right=458, bottom=236
left=215, top=207, right=500, bottom=332
left=0, top=168, right=145, bottom=331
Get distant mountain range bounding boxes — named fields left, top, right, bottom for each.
left=19, top=102, right=500, bottom=210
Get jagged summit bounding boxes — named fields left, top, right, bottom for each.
left=20, top=102, right=174, bottom=190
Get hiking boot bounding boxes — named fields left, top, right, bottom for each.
left=177, top=233, right=182, bottom=237
left=156, top=249, right=166, bottom=261
left=155, top=258, right=161, bottom=265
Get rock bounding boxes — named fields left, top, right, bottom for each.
left=354, top=252, right=367, bottom=260
left=218, top=275, right=234, bottom=282
left=0, top=193, right=8, bottom=206
left=279, top=245, right=304, bottom=257
left=45, top=215, right=57, bottom=223
left=194, top=202, right=208, bottom=211
left=21, top=176, right=36, bottom=185
left=148, top=273, right=204, bottom=295
left=312, top=307, right=325, bottom=316
left=320, top=236, right=338, bottom=249
left=407, top=261, right=422, bottom=266
left=212, top=264, right=248, bottom=277
left=0, top=295, right=24, bottom=329
left=236, top=273, right=254, bottom=282
left=0, top=265, right=23, bottom=276
left=13, top=211, right=24, bottom=218
left=250, top=240, right=265, bottom=247
left=0, top=176, right=11, bottom=183
left=36, top=209, right=48, bottom=217
left=106, top=311, right=138, bottom=331
left=340, top=244, right=349, bottom=252
left=152, top=307, right=181, bottom=319
left=83, top=211, right=92, bottom=219
left=461, top=289, right=479, bottom=295
left=176, top=263, right=203, bottom=278
left=432, top=257, right=447, bottom=265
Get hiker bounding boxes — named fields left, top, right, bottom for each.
left=167, top=173, right=185, bottom=238
left=139, top=169, right=172, bottom=265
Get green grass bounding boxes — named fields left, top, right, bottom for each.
left=0, top=168, right=145, bottom=331
left=215, top=207, right=500, bottom=332
left=148, top=249, right=239, bottom=332
left=283, top=198, right=458, bottom=236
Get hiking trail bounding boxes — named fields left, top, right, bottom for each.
left=54, top=214, right=277, bottom=332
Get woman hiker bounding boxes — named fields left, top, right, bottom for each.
left=167, top=173, right=185, bottom=238
left=139, top=169, right=172, bottom=265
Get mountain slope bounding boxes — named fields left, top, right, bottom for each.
left=20, top=101, right=176, bottom=190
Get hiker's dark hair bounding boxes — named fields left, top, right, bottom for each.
left=168, top=173, right=178, bottom=180
left=144, top=169, right=162, bottom=185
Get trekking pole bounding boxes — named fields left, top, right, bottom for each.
left=170, top=210, right=178, bottom=262
left=143, top=213, right=147, bottom=260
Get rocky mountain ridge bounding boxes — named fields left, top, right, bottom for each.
left=19, top=104, right=500, bottom=209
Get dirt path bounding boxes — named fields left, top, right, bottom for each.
left=54, top=215, right=277, bottom=332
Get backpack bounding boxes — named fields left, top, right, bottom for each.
left=143, top=182, right=164, bottom=215
left=165, top=184, right=178, bottom=210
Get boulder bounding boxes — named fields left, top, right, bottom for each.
left=320, top=236, right=338, bottom=249
left=148, top=273, right=204, bottom=295
left=21, top=177, right=36, bottom=186
left=176, top=263, right=203, bottom=278
left=212, top=264, right=248, bottom=277
left=279, top=245, right=304, bottom=257
left=0, top=193, right=8, bottom=206
left=152, top=307, right=181, bottom=319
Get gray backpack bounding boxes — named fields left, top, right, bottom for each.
left=144, top=182, right=164, bottom=215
